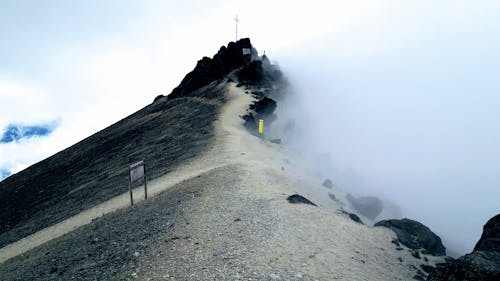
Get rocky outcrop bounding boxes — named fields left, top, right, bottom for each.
left=165, top=38, right=254, bottom=100
left=159, top=39, right=283, bottom=102
left=236, top=54, right=283, bottom=88
left=249, top=97, right=277, bottom=116
left=346, top=194, right=383, bottom=220
left=374, top=218, right=446, bottom=256
left=474, top=214, right=500, bottom=252
left=427, top=251, right=500, bottom=280
left=243, top=97, right=278, bottom=135
left=427, top=214, right=500, bottom=281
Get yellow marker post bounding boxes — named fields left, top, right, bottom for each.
left=258, top=119, right=264, bottom=137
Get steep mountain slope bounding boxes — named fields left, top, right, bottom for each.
left=0, top=39, right=259, bottom=249
left=0, top=39, right=468, bottom=280
left=0, top=82, right=223, bottom=249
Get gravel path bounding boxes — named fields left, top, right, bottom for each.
left=0, top=82, right=447, bottom=280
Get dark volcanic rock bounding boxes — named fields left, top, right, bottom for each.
left=167, top=38, right=253, bottom=100
left=322, top=179, right=333, bottom=189
left=242, top=113, right=258, bottom=132
left=236, top=56, right=283, bottom=88
left=340, top=210, right=363, bottom=224
left=374, top=218, right=446, bottom=256
left=427, top=251, right=500, bottom=281
left=414, top=269, right=427, bottom=281
left=287, top=194, right=317, bottom=206
left=250, top=97, right=277, bottom=116
left=427, top=214, right=500, bottom=281
left=242, top=97, right=278, bottom=136
left=474, top=214, right=500, bottom=252
left=346, top=194, right=383, bottom=220
left=420, top=264, right=436, bottom=274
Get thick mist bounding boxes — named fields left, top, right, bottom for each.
left=267, top=31, right=500, bottom=255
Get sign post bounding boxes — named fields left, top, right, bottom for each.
left=128, top=160, right=147, bottom=206
left=258, top=119, right=264, bottom=138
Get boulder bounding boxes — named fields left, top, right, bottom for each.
left=242, top=113, right=258, bottom=132
left=340, top=210, right=363, bottom=224
left=242, top=97, right=278, bottom=136
left=346, top=194, right=383, bottom=220
left=287, top=194, right=317, bottom=206
left=374, top=218, right=446, bottom=256
left=427, top=214, right=500, bottom=280
left=249, top=97, right=277, bottom=116
left=322, top=179, right=333, bottom=189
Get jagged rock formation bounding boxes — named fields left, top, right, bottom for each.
left=427, top=214, right=500, bottom=280
left=243, top=96, right=278, bottom=135
left=346, top=193, right=383, bottom=220
left=166, top=38, right=253, bottom=100
left=236, top=54, right=283, bottom=88
left=155, top=38, right=282, bottom=102
left=375, top=218, right=446, bottom=256
left=474, top=214, right=500, bottom=252
left=153, top=37, right=283, bottom=138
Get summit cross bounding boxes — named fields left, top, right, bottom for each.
left=234, top=15, right=239, bottom=41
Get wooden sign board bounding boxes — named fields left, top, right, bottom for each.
left=128, top=160, right=148, bottom=205
left=129, top=161, right=144, bottom=184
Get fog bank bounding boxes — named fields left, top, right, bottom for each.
left=268, top=12, right=500, bottom=254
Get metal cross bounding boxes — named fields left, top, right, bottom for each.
left=234, top=15, right=239, bottom=41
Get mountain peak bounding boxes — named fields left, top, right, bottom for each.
left=164, top=38, right=257, bottom=100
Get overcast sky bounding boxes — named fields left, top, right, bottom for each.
left=1, top=1, right=499, bottom=254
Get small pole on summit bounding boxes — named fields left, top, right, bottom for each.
left=234, top=15, right=239, bottom=41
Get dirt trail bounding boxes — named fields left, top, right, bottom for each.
left=140, top=84, right=448, bottom=280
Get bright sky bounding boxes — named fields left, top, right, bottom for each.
left=1, top=0, right=499, bottom=254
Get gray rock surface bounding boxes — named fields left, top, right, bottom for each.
left=346, top=194, right=383, bottom=220
left=374, top=218, right=446, bottom=256
left=474, top=214, right=500, bottom=252
left=427, top=214, right=500, bottom=281
left=427, top=251, right=500, bottom=281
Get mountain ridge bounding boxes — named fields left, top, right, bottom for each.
left=1, top=39, right=498, bottom=281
